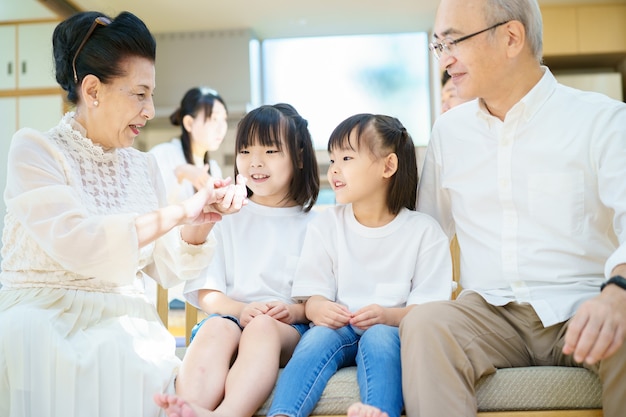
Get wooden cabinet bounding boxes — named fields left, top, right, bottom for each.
left=0, top=21, right=63, bottom=252
left=0, top=25, right=18, bottom=90
left=541, top=6, right=578, bottom=56
left=577, top=5, right=626, bottom=54
left=0, top=94, right=63, bottom=188
left=541, top=4, right=626, bottom=56
left=16, top=23, right=58, bottom=89
left=0, top=22, right=58, bottom=91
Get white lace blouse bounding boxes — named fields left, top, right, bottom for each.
left=0, top=113, right=214, bottom=293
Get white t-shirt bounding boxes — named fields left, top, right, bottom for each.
left=418, top=66, right=626, bottom=327
left=291, top=204, right=452, bottom=311
left=184, top=201, right=316, bottom=308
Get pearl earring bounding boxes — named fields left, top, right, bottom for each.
left=93, top=100, right=99, bottom=107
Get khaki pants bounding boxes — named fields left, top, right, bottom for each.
left=399, top=292, right=626, bottom=417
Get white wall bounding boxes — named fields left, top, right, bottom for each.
left=139, top=28, right=261, bottom=175
left=0, top=0, right=57, bottom=21
left=152, top=29, right=259, bottom=117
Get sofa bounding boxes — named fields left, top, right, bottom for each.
left=163, top=239, right=604, bottom=416
left=170, top=308, right=603, bottom=417
left=253, top=365, right=602, bottom=416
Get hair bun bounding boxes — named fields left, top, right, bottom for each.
left=169, top=108, right=183, bottom=126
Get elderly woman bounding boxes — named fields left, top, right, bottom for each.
left=0, top=11, right=245, bottom=417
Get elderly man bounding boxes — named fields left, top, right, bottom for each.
left=394, top=0, right=626, bottom=416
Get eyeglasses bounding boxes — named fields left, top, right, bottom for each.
left=429, top=21, right=510, bottom=60
left=72, top=16, right=112, bottom=84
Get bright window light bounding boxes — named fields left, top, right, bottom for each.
left=262, top=32, right=431, bottom=149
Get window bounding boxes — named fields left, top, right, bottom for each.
left=262, top=32, right=431, bottom=150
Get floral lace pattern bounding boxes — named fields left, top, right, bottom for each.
left=53, top=113, right=159, bottom=216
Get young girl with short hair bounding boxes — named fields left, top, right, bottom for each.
left=154, top=103, right=319, bottom=417
left=268, top=114, right=453, bottom=417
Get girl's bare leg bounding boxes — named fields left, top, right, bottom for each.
left=155, top=315, right=300, bottom=417
left=175, top=318, right=242, bottom=410
left=211, top=314, right=301, bottom=417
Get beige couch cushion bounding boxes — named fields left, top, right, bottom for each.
left=476, top=366, right=601, bottom=411
left=255, top=366, right=601, bottom=415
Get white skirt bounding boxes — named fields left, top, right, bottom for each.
left=0, top=286, right=180, bottom=417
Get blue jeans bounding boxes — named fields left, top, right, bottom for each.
left=268, top=324, right=403, bottom=417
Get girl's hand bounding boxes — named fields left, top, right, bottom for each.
left=175, top=163, right=211, bottom=190
left=306, top=296, right=352, bottom=329
left=209, top=174, right=248, bottom=215
left=240, top=301, right=270, bottom=327
left=350, top=304, right=388, bottom=330
left=177, top=177, right=247, bottom=245
left=265, top=301, right=298, bottom=324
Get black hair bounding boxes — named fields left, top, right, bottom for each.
left=169, top=87, right=228, bottom=173
left=53, top=11, right=156, bottom=104
left=328, top=114, right=417, bottom=214
left=441, top=70, right=452, bottom=88
left=234, top=103, right=320, bottom=212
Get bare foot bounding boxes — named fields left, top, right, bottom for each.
left=347, top=402, right=389, bottom=417
left=154, top=393, right=198, bottom=417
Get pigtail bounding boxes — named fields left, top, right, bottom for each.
left=378, top=116, right=417, bottom=213
left=292, top=114, right=319, bottom=212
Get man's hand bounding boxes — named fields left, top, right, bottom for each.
left=563, top=284, right=626, bottom=364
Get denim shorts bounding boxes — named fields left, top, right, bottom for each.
left=190, top=313, right=310, bottom=343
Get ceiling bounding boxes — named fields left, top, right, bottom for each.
left=44, top=0, right=625, bottom=39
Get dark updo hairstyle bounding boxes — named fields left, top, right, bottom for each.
left=53, top=11, right=156, bottom=104
left=328, top=114, right=417, bottom=214
left=234, top=103, right=320, bottom=212
left=169, top=87, right=228, bottom=172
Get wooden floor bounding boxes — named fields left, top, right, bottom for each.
left=477, top=411, right=602, bottom=417
left=312, top=412, right=601, bottom=417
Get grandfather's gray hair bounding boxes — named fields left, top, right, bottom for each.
left=485, top=0, right=543, bottom=62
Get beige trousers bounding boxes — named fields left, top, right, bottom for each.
left=399, top=292, right=626, bottom=417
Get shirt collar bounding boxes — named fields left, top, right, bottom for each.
left=476, top=66, right=556, bottom=126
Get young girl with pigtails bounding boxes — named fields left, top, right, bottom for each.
left=269, top=113, right=453, bottom=417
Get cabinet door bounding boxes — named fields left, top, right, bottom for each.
left=578, top=5, right=626, bottom=54
left=0, top=26, right=17, bottom=90
left=541, top=6, right=578, bottom=56
left=17, top=23, right=58, bottom=89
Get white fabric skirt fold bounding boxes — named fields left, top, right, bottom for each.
left=0, top=286, right=179, bottom=417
